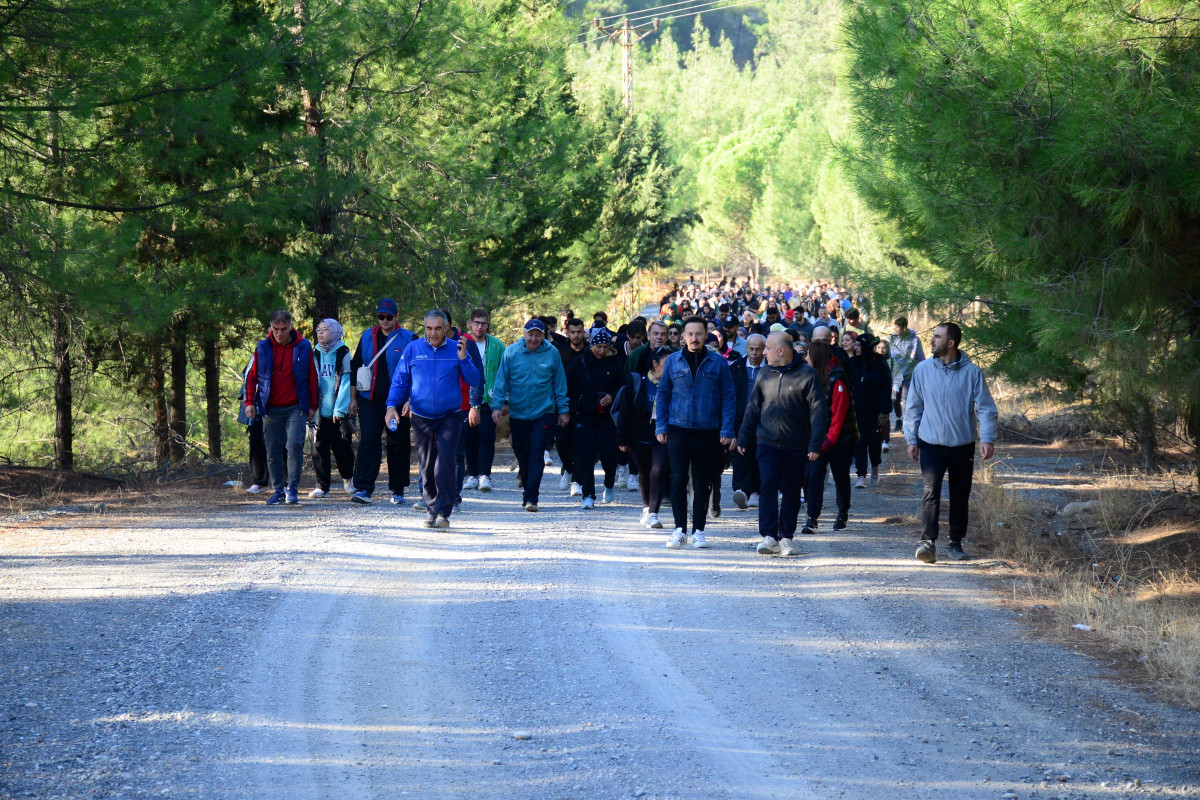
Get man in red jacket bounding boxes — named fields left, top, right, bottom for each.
left=244, top=310, right=318, bottom=505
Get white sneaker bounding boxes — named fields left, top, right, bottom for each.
left=343, top=478, right=355, bottom=494
left=627, top=474, right=639, bottom=492
left=615, top=465, right=627, bottom=486
left=559, top=471, right=571, bottom=490
left=647, top=513, right=663, bottom=529
left=666, top=528, right=686, bottom=549
left=245, top=484, right=264, bottom=494
left=689, top=531, right=709, bottom=549
left=478, top=475, right=492, bottom=492
left=463, top=476, right=479, bottom=490
left=639, top=507, right=650, bottom=525
left=582, top=497, right=595, bottom=510
left=881, top=441, right=890, bottom=453
left=308, top=488, right=327, bottom=498
left=569, top=482, right=582, bottom=497
left=543, top=450, right=553, bottom=467
left=757, top=536, right=781, bottom=555
left=732, top=489, right=748, bottom=510
left=779, top=537, right=801, bottom=557
left=855, top=476, right=867, bottom=489
left=747, top=493, right=759, bottom=508
left=869, top=471, right=880, bottom=487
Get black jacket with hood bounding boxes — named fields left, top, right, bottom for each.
left=737, top=352, right=829, bottom=454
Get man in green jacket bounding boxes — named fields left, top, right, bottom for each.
left=492, top=319, right=570, bottom=512
left=462, top=308, right=505, bottom=492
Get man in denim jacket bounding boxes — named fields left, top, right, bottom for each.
left=655, top=316, right=737, bottom=549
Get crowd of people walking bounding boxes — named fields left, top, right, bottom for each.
left=239, top=275, right=998, bottom=563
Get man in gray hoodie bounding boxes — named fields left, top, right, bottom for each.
left=904, top=322, right=998, bottom=563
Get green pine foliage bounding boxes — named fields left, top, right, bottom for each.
left=841, top=0, right=1200, bottom=468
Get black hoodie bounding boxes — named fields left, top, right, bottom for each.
left=737, top=352, right=829, bottom=454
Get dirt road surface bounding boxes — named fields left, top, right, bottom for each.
left=3, top=454, right=1198, bottom=799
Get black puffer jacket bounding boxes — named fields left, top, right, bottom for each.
left=567, top=349, right=626, bottom=422
left=737, top=353, right=829, bottom=453
left=850, top=355, right=891, bottom=417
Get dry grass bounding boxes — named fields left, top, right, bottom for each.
left=971, top=465, right=1200, bottom=708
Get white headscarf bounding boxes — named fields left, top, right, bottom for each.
left=318, top=318, right=344, bottom=354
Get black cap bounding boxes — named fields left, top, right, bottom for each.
left=722, top=314, right=738, bottom=327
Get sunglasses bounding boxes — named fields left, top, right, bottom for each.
left=378, top=314, right=394, bottom=321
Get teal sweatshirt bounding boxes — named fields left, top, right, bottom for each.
left=491, top=339, right=568, bottom=421
left=314, top=345, right=352, bottom=419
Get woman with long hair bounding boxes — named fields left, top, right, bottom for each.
left=804, top=339, right=857, bottom=533
left=849, top=333, right=891, bottom=487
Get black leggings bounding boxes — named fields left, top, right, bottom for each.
left=853, top=408, right=882, bottom=476
left=629, top=441, right=669, bottom=512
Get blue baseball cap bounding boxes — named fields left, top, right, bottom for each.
left=376, top=298, right=398, bottom=316
left=524, top=318, right=546, bottom=333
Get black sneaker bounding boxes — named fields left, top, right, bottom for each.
left=710, top=499, right=721, bottom=518
left=801, top=518, right=818, bottom=535
left=832, top=517, right=847, bottom=531
left=948, top=541, right=969, bottom=560
left=915, top=540, right=936, bottom=563
left=894, top=420, right=903, bottom=433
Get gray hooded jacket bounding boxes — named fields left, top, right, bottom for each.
left=903, top=352, right=997, bottom=447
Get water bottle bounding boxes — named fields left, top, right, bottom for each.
left=388, top=417, right=398, bottom=432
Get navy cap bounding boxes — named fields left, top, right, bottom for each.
left=376, top=298, right=398, bottom=315
left=589, top=328, right=612, bottom=345
left=523, top=318, right=546, bottom=332
left=722, top=314, right=738, bottom=327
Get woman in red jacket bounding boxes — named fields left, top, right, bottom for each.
left=803, top=340, right=858, bottom=533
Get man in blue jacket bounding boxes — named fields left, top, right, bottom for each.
left=491, top=319, right=570, bottom=512
left=655, top=315, right=737, bottom=549
left=386, top=310, right=481, bottom=529
left=349, top=298, right=416, bottom=505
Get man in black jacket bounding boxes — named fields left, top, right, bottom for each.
left=738, top=332, right=829, bottom=556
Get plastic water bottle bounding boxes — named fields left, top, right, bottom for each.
left=388, top=417, right=398, bottom=432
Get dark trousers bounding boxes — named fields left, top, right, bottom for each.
left=732, top=446, right=760, bottom=495
left=464, top=403, right=496, bottom=477
left=353, top=396, right=411, bottom=496
left=667, top=426, right=721, bottom=533
left=312, top=417, right=355, bottom=491
left=919, top=440, right=975, bottom=542
left=806, top=439, right=854, bottom=523
left=555, top=422, right=576, bottom=477
left=574, top=417, right=619, bottom=500
left=854, top=408, right=882, bottom=476
left=412, top=413, right=463, bottom=519
left=455, top=410, right=468, bottom=502
left=262, top=404, right=306, bottom=491
left=757, top=443, right=806, bottom=539
left=510, top=413, right=557, bottom=505
left=246, top=419, right=268, bottom=486
left=630, top=441, right=669, bottom=512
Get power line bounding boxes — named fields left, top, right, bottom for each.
left=589, top=0, right=712, bottom=26
left=576, top=0, right=763, bottom=46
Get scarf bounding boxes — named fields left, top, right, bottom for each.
left=318, top=318, right=344, bottom=354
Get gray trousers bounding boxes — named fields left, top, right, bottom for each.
left=262, top=404, right=306, bottom=491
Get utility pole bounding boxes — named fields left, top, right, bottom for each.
left=594, top=16, right=659, bottom=113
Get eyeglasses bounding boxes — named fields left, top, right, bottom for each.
left=378, top=314, right=394, bottom=321
left=470, top=319, right=488, bottom=326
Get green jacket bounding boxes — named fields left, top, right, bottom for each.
left=472, top=333, right=504, bottom=406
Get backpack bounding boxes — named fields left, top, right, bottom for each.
left=610, top=373, right=642, bottom=432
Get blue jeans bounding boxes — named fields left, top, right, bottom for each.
left=412, top=413, right=463, bottom=519
left=756, top=443, right=807, bottom=539
left=262, top=405, right=306, bottom=491
left=510, top=413, right=557, bottom=506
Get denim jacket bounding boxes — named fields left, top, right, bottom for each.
left=655, top=348, right=736, bottom=438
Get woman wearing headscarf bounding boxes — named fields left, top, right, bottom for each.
left=309, top=318, right=356, bottom=498
left=567, top=328, right=626, bottom=509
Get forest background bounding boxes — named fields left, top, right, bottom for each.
left=2, top=0, right=1198, bottom=477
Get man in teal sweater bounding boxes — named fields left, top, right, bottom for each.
left=491, top=319, right=569, bottom=512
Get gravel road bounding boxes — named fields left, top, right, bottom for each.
left=3, top=455, right=1199, bottom=799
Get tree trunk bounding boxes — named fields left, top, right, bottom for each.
left=149, top=345, right=170, bottom=469
left=52, top=306, right=73, bottom=471
left=1134, top=403, right=1157, bottom=472
left=203, top=337, right=222, bottom=461
left=295, top=0, right=338, bottom=328
left=169, top=323, right=188, bottom=466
